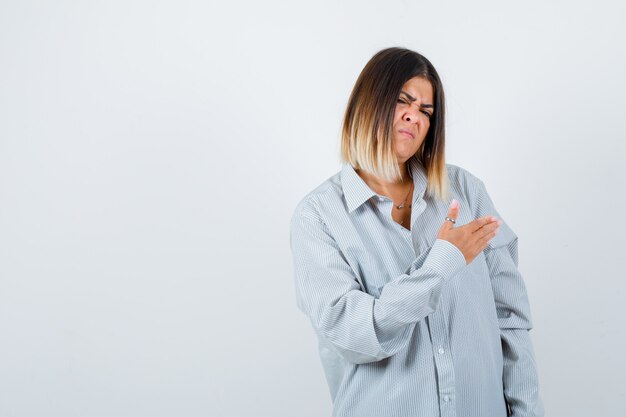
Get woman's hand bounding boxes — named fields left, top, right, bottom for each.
left=436, top=199, right=502, bottom=265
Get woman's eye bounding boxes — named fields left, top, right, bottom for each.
left=398, top=98, right=432, bottom=119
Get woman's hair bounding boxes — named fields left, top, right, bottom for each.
left=340, top=47, right=449, bottom=202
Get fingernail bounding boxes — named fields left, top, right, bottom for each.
left=450, top=199, right=459, bottom=208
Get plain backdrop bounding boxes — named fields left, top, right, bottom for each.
left=1, top=1, right=625, bottom=416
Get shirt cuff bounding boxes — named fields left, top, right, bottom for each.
left=421, top=239, right=466, bottom=281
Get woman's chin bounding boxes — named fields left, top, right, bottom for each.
left=395, top=147, right=418, bottom=161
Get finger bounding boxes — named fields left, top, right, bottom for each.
left=477, top=218, right=503, bottom=233
left=469, top=215, right=499, bottom=232
left=476, top=219, right=499, bottom=233
left=476, top=223, right=500, bottom=240
left=477, top=227, right=499, bottom=248
left=443, top=199, right=460, bottom=228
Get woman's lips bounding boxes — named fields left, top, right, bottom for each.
left=399, top=129, right=414, bottom=139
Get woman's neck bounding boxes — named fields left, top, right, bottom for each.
left=355, top=164, right=412, bottom=198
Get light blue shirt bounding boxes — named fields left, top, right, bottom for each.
left=289, top=157, right=543, bottom=417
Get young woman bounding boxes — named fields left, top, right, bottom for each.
left=289, top=47, right=543, bottom=417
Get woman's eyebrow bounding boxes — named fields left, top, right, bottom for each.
left=400, top=91, right=434, bottom=108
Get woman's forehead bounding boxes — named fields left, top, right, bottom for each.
left=400, top=77, right=434, bottom=102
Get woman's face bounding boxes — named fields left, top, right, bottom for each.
left=392, top=76, right=434, bottom=165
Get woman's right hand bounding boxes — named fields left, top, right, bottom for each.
left=436, top=199, right=502, bottom=265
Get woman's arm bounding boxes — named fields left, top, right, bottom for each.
left=289, top=212, right=466, bottom=365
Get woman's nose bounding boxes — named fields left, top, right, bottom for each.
left=403, top=106, right=421, bottom=124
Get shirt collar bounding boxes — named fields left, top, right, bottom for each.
left=340, top=157, right=428, bottom=213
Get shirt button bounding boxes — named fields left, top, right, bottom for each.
left=443, top=395, right=450, bottom=402
left=438, top=348, right=445, bottom=354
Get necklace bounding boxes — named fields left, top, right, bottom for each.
left=394, top=181, right=414, bottom=209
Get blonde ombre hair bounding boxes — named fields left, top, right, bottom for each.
left=340, top=47, right=449, bottom=202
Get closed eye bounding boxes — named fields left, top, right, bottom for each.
left=398, top=97, right=432, bottom=119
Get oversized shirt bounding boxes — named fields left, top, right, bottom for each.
left=289, top=157, right=544, bottom=417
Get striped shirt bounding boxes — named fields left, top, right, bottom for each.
left=289, top=157, right=544, bottom=417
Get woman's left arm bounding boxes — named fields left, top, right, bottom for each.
left=471, top=176, right=545, bottom=417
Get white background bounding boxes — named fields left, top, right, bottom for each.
left=1, top=1, right=625, bottom=416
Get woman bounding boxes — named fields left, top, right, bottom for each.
left=289, top=47, right=543, bottom=417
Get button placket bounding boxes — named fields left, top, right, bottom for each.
left=427, top=309, right=457, bottom=417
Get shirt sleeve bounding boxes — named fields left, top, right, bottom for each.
left=472, top=178, right=545, bottom=417
left=289, top=210, right=466, bottom=365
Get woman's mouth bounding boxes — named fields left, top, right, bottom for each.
left=399, top=129, right=415, bottom=139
